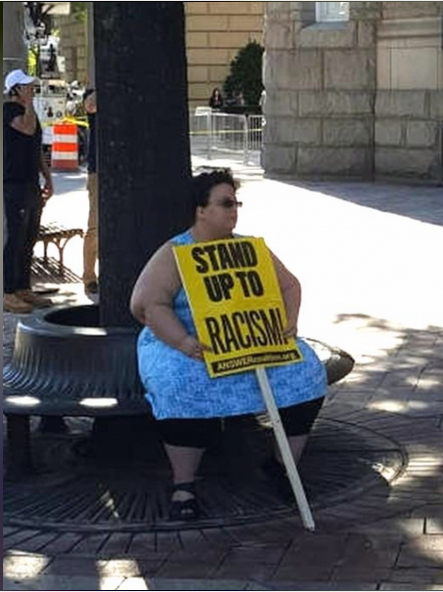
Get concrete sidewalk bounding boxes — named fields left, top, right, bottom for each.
left=3, top=169, right=443, bottom=591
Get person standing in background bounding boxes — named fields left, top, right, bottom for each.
left=208, top=87, right=224, bottom=111
left=3, top=69, right=54, bottom=313
left=83, top=89, right=99, bottom=294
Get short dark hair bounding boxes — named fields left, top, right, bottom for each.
left=190, top=169, right=238, bottom=215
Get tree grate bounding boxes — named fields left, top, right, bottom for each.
left=3, top=417, right=406, bottom=533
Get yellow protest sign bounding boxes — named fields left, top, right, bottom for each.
left=174, top=237, right=303, bottom=377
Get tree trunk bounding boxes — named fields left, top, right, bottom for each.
left=93, top=3, right=192, bottom=327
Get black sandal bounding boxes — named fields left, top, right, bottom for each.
left=169, top=482, right=200, bottom=521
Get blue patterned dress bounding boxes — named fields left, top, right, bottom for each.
left=137, top=230, right=327, bottom=419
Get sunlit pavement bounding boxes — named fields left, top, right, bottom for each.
left=3, top=164, right=443, bottom=591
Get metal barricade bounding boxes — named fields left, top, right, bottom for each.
left=189, top=110, right=264, bottom=166
left=247, top=115, right=265, bottom=153
left=189, top=109, right=213, bottom=159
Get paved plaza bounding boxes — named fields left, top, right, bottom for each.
left=3, top=164, right=443, bottom=590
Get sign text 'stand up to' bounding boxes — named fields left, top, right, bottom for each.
left=174, top=238, right=303, bottom=377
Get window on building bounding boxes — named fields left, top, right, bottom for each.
left=316, top=2, right=350, bottom=22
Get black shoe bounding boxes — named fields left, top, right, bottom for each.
left=169, top=482, right=200, bottom=521
left=85, top=280, right=99, bottom=294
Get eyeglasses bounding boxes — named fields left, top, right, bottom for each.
left=218, top=199, right=243, bottom=209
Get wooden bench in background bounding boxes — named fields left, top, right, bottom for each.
left=37, top=223, right=84, bottom=275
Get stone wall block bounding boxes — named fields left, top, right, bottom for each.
left=299, top=22, right=357, bottom=49
left=208, top=66, right=227, bottom=82
left=263, top=49, right=277, bottom=88
left=187, top=32, right=209, bottom=48
left=299, top=91, right=374, bottom=116
left=299, top=93, right=327, bottom=116
left=265, top=20, right=294, bottom=49
left=323, top=120, right=372, bottom=146
left=351, top=2, right=382, bottom=20
left=268, top=49, right=322, bottom=90
left=266, top=117, right=321, bottom=144
left=209, top=31, right=255, bottom=48
left=188, top=66, right=209, bottom=83
left=292, top=119, right=321, bottom=144
left=290, top=92, right=299, bottom=116
left=187, top=48, right=230, bottom=66
left=262, top=144, right=296, bottom=173
left=265, top=92, right=290, bottom=116
left=375, top=148, right=439, bottom=179
left=382, top=2, right=442, bottom=19
left=248, top=3, right=265, bottom=15
left=266, top=10, right=300, bottom=23
left=208, top=2, right=260, bottom=14
left=266, top=2, right=297, bottom=14
left=265, top=2, right=303, bottom=25
left=187, top=15, right=229, bottom=31
left=375, top=121, right=403, bottom=146
left=357, top=21, right=376, bottom=47
left=228, top=16, right=264, bottom=32
left=265, top=91, right=297, bottom=116
left=298, top=147, right=371, bottom=176
left=325, top=51, right=376, bottom=90
left=406, top=122, right=440, bottom=148
left=430, top=91, right=443, bottom=120
left=185, top=3, right=209, bottom=15
left=188, top=82, right=215, bottom=101
left=328, top=92, right=375, bottom=115
left=375, top=91, right=427, bottom=118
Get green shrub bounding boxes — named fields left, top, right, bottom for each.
left=223, top=40, right=264, bottom=106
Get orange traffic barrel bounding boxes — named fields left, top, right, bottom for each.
left=51, top=122, right=79, bottom=170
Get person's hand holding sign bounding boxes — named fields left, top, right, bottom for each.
left=179, top=335, right=212, bottom=361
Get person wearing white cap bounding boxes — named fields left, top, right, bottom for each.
left=3, top=69, right=54, bottom=314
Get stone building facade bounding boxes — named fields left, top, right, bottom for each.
left=55, top=2, right=264, bottom=108
left=263, top=2, right=443, bottom=184
left=55, top=15, right=87, bottom=82
left=186, top=2, right=263, bottom=107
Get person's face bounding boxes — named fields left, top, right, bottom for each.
left=198, top=183, right=242, bottom=237
left=16, top=83, right=34, bottom=101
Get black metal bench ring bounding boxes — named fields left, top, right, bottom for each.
left=3, top=305, right=355, bottom=479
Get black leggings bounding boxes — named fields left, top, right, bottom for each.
left=157, top=397, right=325, bottom=448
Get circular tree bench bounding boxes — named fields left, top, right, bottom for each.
left=3, top=305, right=354, bottom=479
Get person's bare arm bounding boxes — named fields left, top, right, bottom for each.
left=84, top=91, right=97, bottom=114
left=10, top=86, right=37, bottom=135
left=271, top=251, right=301, bottom=339
left=40, top=150, right=53, bottom=202
left=130, top=242, right=206, bottom=358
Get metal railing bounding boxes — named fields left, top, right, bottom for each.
left=189, top=110, right=264, bottom=166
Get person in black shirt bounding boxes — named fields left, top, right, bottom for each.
left=208, top=87, right=224, bottom=111
left=3, top=69, right=54, bottom=313
left=82, top=88, right=98, bottom=294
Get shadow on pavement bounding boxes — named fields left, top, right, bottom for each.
left=272, top=179, right=443, bottom=227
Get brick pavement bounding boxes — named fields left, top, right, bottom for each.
left=3, top=171, right=443, bottom=590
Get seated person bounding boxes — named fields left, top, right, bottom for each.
left=130, top=169, right=327, bottom=521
